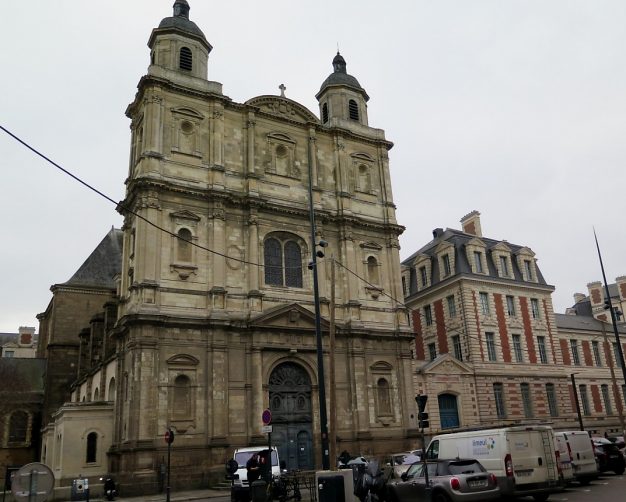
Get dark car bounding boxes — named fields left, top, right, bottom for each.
left=592, top=437, right=625, bottom=475
left=386, top=458, right=500, bottom=502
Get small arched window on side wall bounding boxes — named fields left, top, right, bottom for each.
left=367, top=256, right=380, bottom=286
left=86, top=432, right=98, bottom=463
left=377, top=378, right=391, bottom=415
left=349, top=99, right=359, bottom=121
left=108, top=377, right=116, bottom=401
left=179, top=47, right=193, bottom=71
left=322, top=103, right=329, bottom=123
left=177, top=228, right=192, bottom=262
left=8, top=410, right=28, bottom=443
left=173, top=374, right=192, bottom=420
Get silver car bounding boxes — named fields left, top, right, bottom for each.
left=386, top=458, right=500, bottom=502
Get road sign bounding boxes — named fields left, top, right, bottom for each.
left=165, top=428, right=175, bottom=444
left=11, top=463, right=54, bottom=502
left=262, top=408, right=272, bottom=425
left=261, top=425, right=273, bottom=433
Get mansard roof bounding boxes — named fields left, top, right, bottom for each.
left=555, top=312, right=626, bottom=334
left=402, top=227, right=550, bottom=295
left=63, top=227, right=123, bottom=289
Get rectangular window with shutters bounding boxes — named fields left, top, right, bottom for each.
left=486, top=332, right=497, bottom=361
left=570, top=340, right=581, bottom=366
left=452, top=335, right=463, bottom=361
left=601, top=384, right=613, bottom=415
left=424, top=305, right=433, bottom=326
left=480, top=292, right=490, bottom=315
left=592, top=341, right=602, bottom=366
left=447, top=295, right=457, bottom=318
left=521, top=383, right=533, bottom=418
left=512, top=334, right=524, bottom=363
left=494, top=383, right=506, bottom=419
left=537, top=336, right=548, bottom=364
left=580, top=385, right=591, bottom=416
left=546, top=383, right=558, bottom=417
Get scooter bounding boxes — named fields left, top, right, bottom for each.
left=100, top=476, right=117, bottom=501
left=354, top=460, right=386, bottom=502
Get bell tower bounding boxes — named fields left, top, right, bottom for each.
left=147, top=0, right=212, bottom=81
left=316, top=52, right=370, bottom=127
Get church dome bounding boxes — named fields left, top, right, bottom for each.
left=151, top=0, right=210, bottom=50
left=317, top=52, right=369, bottom=101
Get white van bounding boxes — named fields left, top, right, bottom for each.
left=425, top=426, right=561, bottom=501
left=554, top=431, right=597, bottom=484
left=230, top=446, right=281, bottom=501
left=553, top=432, right=575, bottom=484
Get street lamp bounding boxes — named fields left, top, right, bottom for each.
left=307, top=150, right=330, bottom=470
left=570, top=373, right=584, bottom=431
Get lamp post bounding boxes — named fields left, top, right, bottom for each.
left=307, top=145, right=330, bottom=470
left=570, top=373, right=584, bottom=431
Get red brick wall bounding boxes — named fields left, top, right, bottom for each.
left=519, top=297, right=537, bottom=363
left=582, top=341, right=593, bottom=366
left=591, top=288, right=602, bottom=304
left=434, top=299, right=449, bottom=354
left=560, top=339, right=571, bottom=365
left=412, top=310, right=425, bottom=360
left=472, top=291, right=485, bottom=362
left=591, top=385, right=602, bottom=413
left=494, top=294, right=511, bottom=362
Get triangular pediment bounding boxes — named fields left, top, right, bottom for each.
left=516, top=246, right=535, bottom=257
left=250, top=303, right=329, bottom=331
left=490, top=241, right=512, bottom=252
left=246, top=96, right=320, bottom=124
left=434, top=241, right=454, bottom=254
left=412, top=253, right=430, bottom=266
left=466, top=237, right=486, bottom=248
left=170, top=210, right=201, bottom=222
left=420, top=354, right=473, bottom=375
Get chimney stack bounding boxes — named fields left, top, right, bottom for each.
left=460, top=210, right=482, bottom=237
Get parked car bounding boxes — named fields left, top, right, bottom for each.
left=591, top=437, right=625, bottom=475
left=386, top=458, right=500, bottom=502
left=383, top=452, right=422, bottom=479
left=607, top=435, right=626, bottom=455
left=554, top=431, right=597, bottom=485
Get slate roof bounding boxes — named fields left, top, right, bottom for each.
left=570, top=284, right=621, bottom=317
left=401, top=228, right=550, bottom=296
left=150, top=0, right=211, bottom=51
left=555, top=312, right=626, bottom=334
left=63, top=228, right=123, bottom=289
left=0, top=358, right=46, bottom=393
left=317, top=52, right=369, bottom=101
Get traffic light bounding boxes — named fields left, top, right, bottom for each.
left=604, top=299, right=611, bottom=310
left=418, top=411, right=429, bottom=429
left=415, top=394, right=428, bottom=413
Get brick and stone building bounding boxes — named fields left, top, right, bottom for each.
left=402, top=211, right=626, bottom=436
left=39, top=1, right=414, bottom=496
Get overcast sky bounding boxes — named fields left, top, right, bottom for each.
left=2, top=0, right=625, bottom=333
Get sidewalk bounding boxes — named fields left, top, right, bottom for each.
left=63, top=487, right=230, bottom=502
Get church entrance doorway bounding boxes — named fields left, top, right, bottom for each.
left=269, top=362, right=314, bottom=470
left=438, top=393, right=460, bottom=429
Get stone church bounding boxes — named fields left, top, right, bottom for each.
left=39, top=1, right=415, bottom=495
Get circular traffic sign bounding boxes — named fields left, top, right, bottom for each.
left=262, top=408, right=272, bottom=425
left=165, top=428, right=175, bottom=444
left=11, top=462, right=54, bottom=501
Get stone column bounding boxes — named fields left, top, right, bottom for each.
left=251, top=348, right=263, bottom=436
left=145, top=94, right=163, bottom=155
left=247, top=114, right=256, bottom=176
left=211, top=343, right=228, bottom=440
left=248, top=213, right=260, bottom=292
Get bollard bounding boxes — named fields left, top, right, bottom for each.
left=250, top=479, right=268, bottom=502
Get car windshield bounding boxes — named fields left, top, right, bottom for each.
left=235, top=451, right=278, bottom=468
left=446, top=461, right=485, bottom=475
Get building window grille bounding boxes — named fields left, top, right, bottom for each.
left=570, top=340, right=581, bottom=366
left=480, top=292, right=490, bottom=315
left=546, top=383, right=558, bottom=417
left=592, top=341, right=602, bottom=366
left=442, top=254, right=451, bottom=277
left=473, top=251, right=484, bottom=273
left=86, top=432, right=98, bottom=463
left=537, top=336, right=548, bottom=364
left=264, top=237, right=302, bottom=288
left=531, top=298, right=541, bottom=319
left=322, top=103, right=328, bottom=123
left=579, top=385, right=591, bottom=416
left=521, top=383, right=533, bottom=418
left=424, top=305, right=433, bottom=326
left=419, top=266, right=428, bottom=287
left=601, top=384, right=612, bottom=414
left=493, top=383, right=506, bottom=419
left=179, top=47, right=192, bottom=71
left=486, top=332, right=497, bottom=361
left=348, top=99, right=359, bottom=120
left=452, top=335, right=462, bottom=361
left=428, top=343, right=437, bottom=361
left=500, top=256, right=510, bottom=277
left=524, top=259, right=533, bottom=281
left=8, top=411, right=28, bottom=443
left=506, top=295, right=516, bottom=316
left=512, top=334, right=524, bottom=363
left=447, top=295, right=456, bottom=318
left=284, top=241, right=303, bottom=287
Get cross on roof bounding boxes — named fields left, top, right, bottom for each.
left=279, top=84, right=286, bottom=97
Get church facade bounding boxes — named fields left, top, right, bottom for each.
left=40, top=1, right=415, bottom=495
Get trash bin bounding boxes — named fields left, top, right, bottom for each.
left=250, top=479, right=268, bottom=502
left=70, top=478, right=90, bottom=501
left=317, top=473, right=345, bottom=502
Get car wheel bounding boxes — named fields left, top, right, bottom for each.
left=431, top=491, right=451, bottom=502
left=614, top=467, right=625, bottom=475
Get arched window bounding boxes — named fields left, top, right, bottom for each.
left=179, top=47, right=192, bottom=71
left=284, top=242, right=303, bottom=288
left=173, top=374, right=191, bottom=419
left=367, top=256, right=379, bottom=285
left=93, top=387, right=99, bottom=401
left=377, top=378, right=391, bottom=415
left=348, top=99, right=359, bottom=121
left=264, top=236, right=303, bottom=288
left=177, top=228, right=192, bottom=262
left=86, top=432, right=98, bottom=463
left=358, top=164, right=371, bottom=192
left=107, top=377, right=116, bottom=401
left=8, top=411, right=28, bottom=443
left=322, top=103, right=329, bottom=123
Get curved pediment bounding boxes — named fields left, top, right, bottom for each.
left=167, top=354, right=199, bottom=366
left=171, top=107, right=205, bottom=120
left=246, top=96, right=320, bottom=124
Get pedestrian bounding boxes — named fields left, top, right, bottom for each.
left=246, top=453, right=261, bottom=484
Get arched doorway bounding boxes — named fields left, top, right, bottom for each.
left=438, top=393, right=460, bottom=429
left=269, top=362, right=313, bottom=470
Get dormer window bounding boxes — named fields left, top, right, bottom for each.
left=349, top=99, right=359, bottom=121
left=524, top=260, right=533, bottom=281
left=442, top=254, right=451, bottom=277
left=499, top=256, right=510, bottom=277
left=179, top=47, right=192, bottom=71
left=473, top=251, right=484, bottom=273
left=419, top=266, right=428, bottom=287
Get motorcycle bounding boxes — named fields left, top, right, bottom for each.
left=100, top=476, right=117, bottom=501
left=354, top=460, right=386, bottom=502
